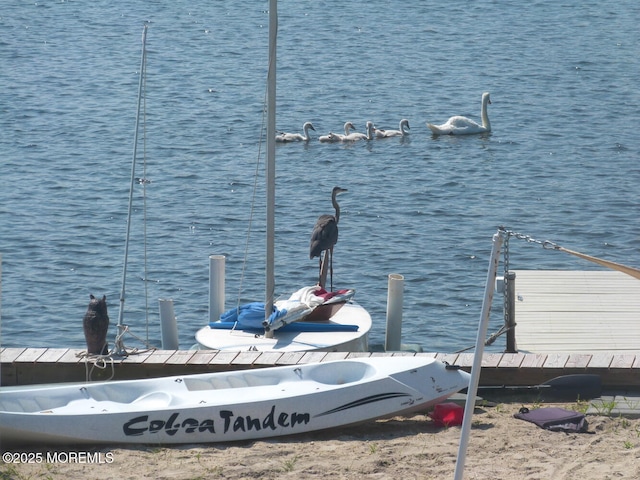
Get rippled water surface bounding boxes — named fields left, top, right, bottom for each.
left=1, top=0, right=639, bottom=352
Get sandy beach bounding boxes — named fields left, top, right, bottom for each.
left=2, top=401, right=639, bottom=479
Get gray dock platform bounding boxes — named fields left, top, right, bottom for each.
left=512, top=270, right=640, bottom=353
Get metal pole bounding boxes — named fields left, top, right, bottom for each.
left=505, top=272, right=517, bottom=352
left=265, top=0, right=277, bottom=338
left=453, top=230, right=504, bottom=480
left=115, top=24, right=148, bottom=355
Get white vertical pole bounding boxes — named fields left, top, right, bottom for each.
left=209, top=255, right=226, bottom=323
left=265, top=0, right=277, bottom=338
left=159, top=299, right=179, bottom=350
left=453, top=230, right=504, bottom=480
left=0, top=254, right=2, bottom=385
left=115, top=24, right=148, bottom=356
left=385, top=273, right=404, bottom=351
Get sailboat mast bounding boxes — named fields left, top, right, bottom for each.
left=265, top=0, right=277, bottom=323
left=115, top=24, right=148, bottom=355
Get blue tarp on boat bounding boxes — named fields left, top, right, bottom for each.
left=208, top=320, right=359, bottom=332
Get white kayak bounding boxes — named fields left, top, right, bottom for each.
left=0, top=356, right=469, bottom=446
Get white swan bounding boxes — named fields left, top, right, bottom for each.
left=374, top=119, right=410, bottom=138
left=318, top=132, right=341, bottom=143
left=343, top=121, right=375, bottom=141
left=427, top=92, right=491, bottom=135
left=276, top=122, right=315, bottom=142
left=318, top=122, right=355, bottom=143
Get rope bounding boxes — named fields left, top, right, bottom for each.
left=80, top=354, right=116, bottom=383
left=499, top=226, right=640, bottom=280
left=556, top=246, right=640, bottom=280
left=454, top=324, right=513, bottom=354
left=79, top=335, right=156, bottom=382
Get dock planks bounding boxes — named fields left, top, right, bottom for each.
left=1, top=347, right=639, bottom=389
left=512, top=270, right=640, bottom=353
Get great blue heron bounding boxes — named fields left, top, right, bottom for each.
left=310, top=186, right=348, bottom=290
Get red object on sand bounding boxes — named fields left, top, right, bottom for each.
left=430, top=402, right=464, bottom=427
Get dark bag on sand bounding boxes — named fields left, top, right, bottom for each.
left=514, top=407, right=593, bottom=434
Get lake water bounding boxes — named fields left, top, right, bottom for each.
left=1, top=0, right=639, bottom=353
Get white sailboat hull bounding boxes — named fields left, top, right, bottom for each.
left=195, top=301, right=372, bottom=352
left=0, top=357, right=469, bottom=446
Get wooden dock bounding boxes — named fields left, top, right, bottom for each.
left=2, top=347, right=639, bottom=389
left=2, top=270, right=639, bottom=389
left=512, top=270, right=640, bottom=353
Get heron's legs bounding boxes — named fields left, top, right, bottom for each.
left=328, top=247, right=334, bottom=291
left=318, top=249, right=332, bottom=290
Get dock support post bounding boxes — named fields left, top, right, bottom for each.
left=159, top=299, right=179, bottom=350
left=0, top=253, right=2, bottom=329
left=385, top=273, right=404, bottom=351
left=209, top=255, right=226, bottom=324
left=505, top=271, right=517, bottom=352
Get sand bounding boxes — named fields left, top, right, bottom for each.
left=2, top=401, right=639, bottom=479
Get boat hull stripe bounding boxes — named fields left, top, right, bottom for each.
left=314, top=392, right=411, bottom=417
